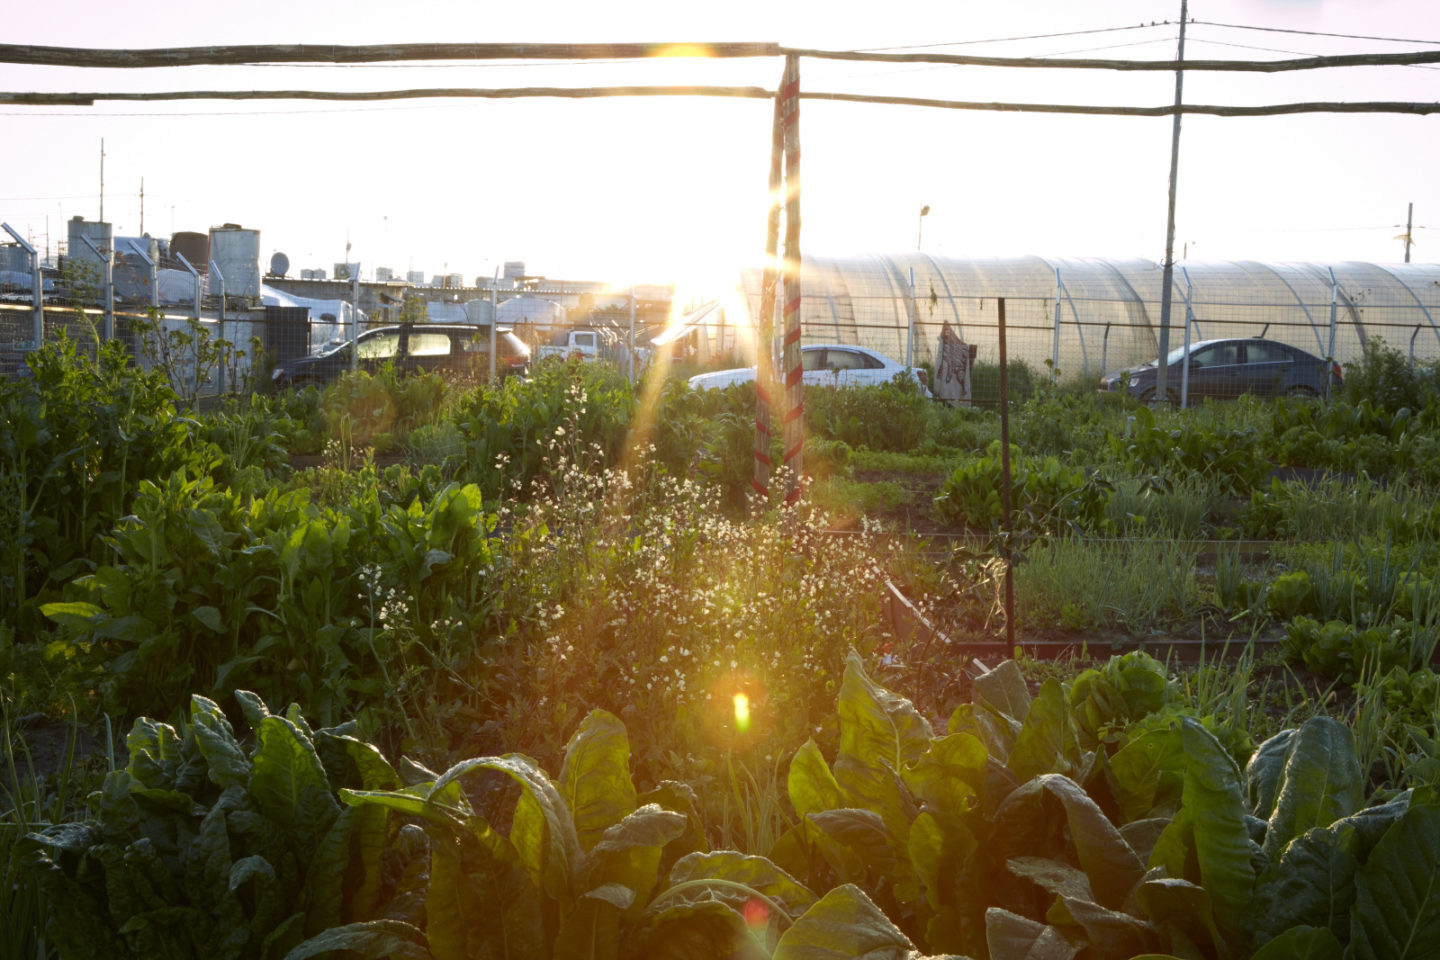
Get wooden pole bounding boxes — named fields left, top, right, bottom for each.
left=779, top=54, right=804, bottom=504
left=7, top=87, right=1436, bottom=118
left=1155, top=0, right=1188, bottom=404
left=5, top=40, right=1438, bottom=73
left=997, top=297, right=1014, bottom=649
left=753, top=90, right=784, bottom=500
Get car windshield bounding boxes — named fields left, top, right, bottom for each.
left=316, top=338, right=351, bottom=358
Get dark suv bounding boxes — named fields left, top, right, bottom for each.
left=1100, top=337, right=1341, bottom=403
left=272, top=323, right=530, bottom=389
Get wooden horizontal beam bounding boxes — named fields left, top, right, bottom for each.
left=0, top=41, right=782, bottom=68
left=787, top=46, right=1440, bottom=73
left=4, top=40, right=1440, bottom=73
left=6, top=85, right=1439, bottom=117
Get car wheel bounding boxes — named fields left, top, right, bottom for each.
left=1285, top=384, right=1317, bottom=398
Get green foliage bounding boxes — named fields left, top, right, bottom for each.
left=804, top=376, right=932, bottom=453
left=934, top=441, right=1112, bottom=538
left=22, top=693, right=400, bottom=960
left=1283, top=617, right=1426, bottom=685
left=1340, top=336, right=1440, bottom=416
left=38, top=476, right=497, bottom=730
left=0, top=334, right=216, bottom=634
left=1067, top=651, right=1179, bottom=749
left=1114, top=404, right=1271, bottom=496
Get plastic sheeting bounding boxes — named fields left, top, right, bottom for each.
left=740, top=255, right=1440, bottom=379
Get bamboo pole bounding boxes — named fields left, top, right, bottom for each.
left=5, top=40, right=1438, bottom=73
left=753, top=90, right=784, bottom=500
left=779, top=54, right=803, bottom=505
left=6, top=87, right=1437, bottom=117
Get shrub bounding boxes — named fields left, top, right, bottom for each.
left=1342, top=336, right=1440, bottom=415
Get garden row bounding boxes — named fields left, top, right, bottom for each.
left=3, top=329, right=1440, bottom=959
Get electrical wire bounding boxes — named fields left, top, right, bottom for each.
left=1190, top=20, right=1440, bottom=47
left=1186, top=36, right=1440, bottom=70
left=863, top=21, right=1173, bottom=52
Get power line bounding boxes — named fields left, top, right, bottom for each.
left=864, top=22, right=1173, bottom=52
left=1190, top=20, right=1440, bottom=47
left=1187, top=36, right=1440, bottom=70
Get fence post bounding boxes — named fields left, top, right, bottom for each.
left=907, top=266, right=916, bottom=373
left=1101, top=322, right=1112, bottom=379
left=2, top=223, right=43, bottom=347
left=1326, top=267, right=1339, bottom=400
left=80, top=235, right=114, bottom=341
left=1051, top=267, right=1062, bottom=382
left=779, top=52, right=804, bottom=504
left=997, top=296, right=1014, bottom=650
left=1179, top=267, right=1195, bottom=409
left=210, top=260, right=226, bottom=398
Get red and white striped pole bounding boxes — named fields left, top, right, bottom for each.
left=779, top=53, right=804, bottom=504
left=752, top=90, right=784, bottom=500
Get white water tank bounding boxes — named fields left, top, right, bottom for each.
left=209, top=225, right=261, bottom=299
left=497, top=294, right=565, bottom=327
left=67, top=217, right=112, bottom=267
left=464, top=299, right=495, bottom=325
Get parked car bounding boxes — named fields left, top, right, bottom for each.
left=1099, top=337, right=1341, bottom=403
left=534, top=328, right=614, bottom=363
left=688, top=344, right=928, bottom=393
left=272, top=323, right=530, bottom=389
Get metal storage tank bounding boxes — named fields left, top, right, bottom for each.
left=169, top=231, right=208, bottom=267
left=464, top=299, right=495, bottom=325
left=503, top=261, right=526, bottom=280
left=375, top=266, right=394, bottom=282
left=496, top=294, right=565, bottom=327
left=406, top=270, right=426, bottom=284
left=209, top=225, right=261, bottom=299
left=67, top=217, right=112, bottom=266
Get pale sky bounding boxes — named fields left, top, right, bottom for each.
left=3, top=0, right=1439, bottom=294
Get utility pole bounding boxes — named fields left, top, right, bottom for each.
left=139, top=178, right=144, bottom=235
left=1154, top=0, right=1187, bottom=404
left=1404, top=202, right=1414, bottom=263
left=99, top=138, right=105, bottom=222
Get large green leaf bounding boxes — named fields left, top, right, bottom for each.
left=1007, top=679, right=1082, bottom=784
left=628, top=898, right=759, bottom=960
left=1157, top=718, right=1256, bottom=944
left=1108, top=727, right=1186, bottom=824
left=1046, top=896, right=1157, bottom=958
left=658, top=851, right=819, bottom=924
left=1135, top=878, right=1225, bottom=960
left=1347, top=804, right=1440, bottom=960
left=984, top=907, right=1080, bottom=960
left=249, top=715, right=339, bottom=846
left=1250, top=925, right=1343, bottom=960
left=771, top=883, right=918, bottom=959
left=552, top=892, right=622, bottom=960
left=1263, top=718, right=1363, bottom=862
left=993, top=775, right=1143, bottom=910
left=585, top=804, right=688, bottom=922
left=1256, top=823, right=1358, bottom=942
left=1246, top=730, right=1297, bottom=819
left=433, top=755, right=582, bottom=904
left=635, top=780, right=709, bottom=880
left=424, top=826, right=544, bottom=960
left=789, top=740, right=846, bottom=819
left=837, top=650, right=934, bottom=775
left=282, top=920, right=432, bottom=960
left=558, top=710, right=637, bottom=853
left=902, top=733, right=987, bottom=822
left=972, top=659, right=1033, bottom=722
left=190, top=695, right=250, bottom=791
left=806, top=808, right=896, bottom=881
left=301, top=803, right=389, bottom=936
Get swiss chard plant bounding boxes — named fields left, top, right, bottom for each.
left=23, top=691, right=406, bottom=960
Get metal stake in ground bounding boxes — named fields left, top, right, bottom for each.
left=779, top=53, right=804, bottom=503
left=753, top=90, right=784, bottom=499
left=997, top=296, right=1015, bottom=649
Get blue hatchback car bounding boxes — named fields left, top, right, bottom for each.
left=1100, top=337, right=1342, bottom=403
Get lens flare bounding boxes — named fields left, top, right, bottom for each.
left=732, top=692, right=751, bottom=733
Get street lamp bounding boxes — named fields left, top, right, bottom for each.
left=917, top=204, right=931, bottom=251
